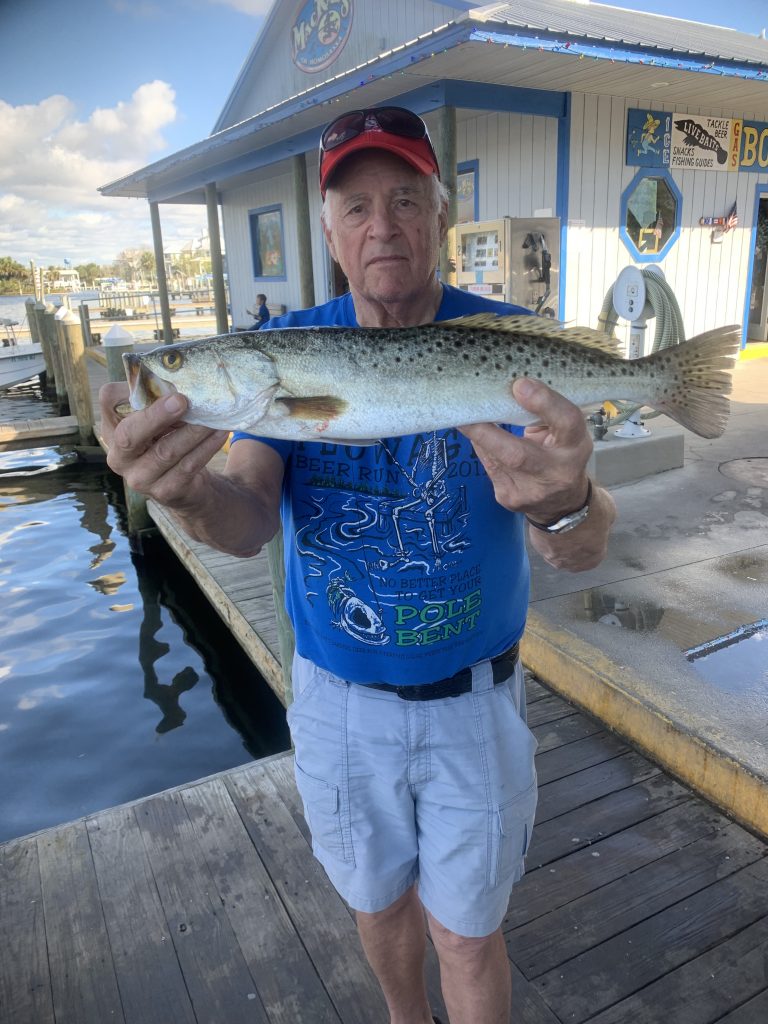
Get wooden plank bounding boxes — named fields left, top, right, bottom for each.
left=531, top=710, right=604, bottom=754
left=134, top=789, right=270, bottom=1024
left=534, top=731, right=628, bottom=786
left=85, top=806, right=197, bottom=1024
left=533, top=859, right=768, bottom=1023
left=225, top=760, right=389, bottom=1024
left=716, top=989, right=768, bottom=1024
left=523, top=672, right=551, bottom=704
left=587, top=914, right=768, bottom=1024
left=508, top=821, right=767, bottom=978
left=180, top=776, right=342, bottom=1024
left=527, top=774, right=692, bottom=867
left=263, top=758, right=454, bottom=1024
left=505, top=798, right=729, bottom=931
left=535, top=749, right=662, bottom=824
left=526, top=695, right=579, bottom=728
left=0, top=838, right=54, bottom=1024
left=37, top=822, right=126, bottom=1023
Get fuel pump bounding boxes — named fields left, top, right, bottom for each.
left=610, top=265, right=652, bottom=438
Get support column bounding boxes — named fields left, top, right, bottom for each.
left=435, top=105, right=458, bottom=282
left=293, top=153, right=316, bottom=309
left=205, top=183, right=229, bottom=335
left=149, top=201, right=175, bottom=344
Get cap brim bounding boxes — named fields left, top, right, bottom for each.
left=320, top=131, right=439, bottom=196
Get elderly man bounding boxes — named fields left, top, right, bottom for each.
left=102, top=106, right=616, bottom=1024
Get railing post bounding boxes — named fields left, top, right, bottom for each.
left=41, top=305, right=69, bottom=409
left=56, top=311, right=95, bottom=444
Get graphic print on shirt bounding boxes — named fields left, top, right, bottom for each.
left=292, top=430, right=486, bottom=648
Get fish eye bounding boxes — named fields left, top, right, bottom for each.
left=161, top=350, right=184, bottom=372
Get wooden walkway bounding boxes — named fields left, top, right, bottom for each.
left=2, top=678, right=767, bottom=1024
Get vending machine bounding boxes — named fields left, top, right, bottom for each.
left=451, top=216, right=560, bottom=316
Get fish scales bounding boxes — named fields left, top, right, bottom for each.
left=123, top=314, right=741, bottom=441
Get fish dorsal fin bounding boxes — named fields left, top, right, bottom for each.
left=435, top=313, right=622, bottom=356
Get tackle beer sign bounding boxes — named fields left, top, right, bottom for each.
left=291, top=0, right=353, bottom=74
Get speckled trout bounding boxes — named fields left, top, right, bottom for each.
left=123, top=314, right=740, bottom=441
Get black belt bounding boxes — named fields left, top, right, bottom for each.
left=361, top=643, right=519, bottom=701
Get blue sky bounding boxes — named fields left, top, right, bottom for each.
left=1, top=0, right=765, bottom=266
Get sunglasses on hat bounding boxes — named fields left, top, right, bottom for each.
left=318, top=106, right=440, bottom=194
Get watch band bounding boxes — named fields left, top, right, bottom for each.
left=525, top=479, right=593, bottom=535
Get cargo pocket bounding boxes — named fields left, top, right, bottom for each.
left=489, top=777, right=538, bottom=889
left=294, top=761, right=352, bottom=864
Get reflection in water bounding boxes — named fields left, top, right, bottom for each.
left=0, top=453, right=289, bottom=843
left=685, top=620, right=768, bottom=694
left=582, top=590, right=666, bottom=631
left=135, top=555, right=200, bottom=735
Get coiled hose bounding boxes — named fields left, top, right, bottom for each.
left=596, top=268, right=687, bottom=425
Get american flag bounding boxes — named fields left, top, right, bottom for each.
left=725, top=201, right=738, bottom=232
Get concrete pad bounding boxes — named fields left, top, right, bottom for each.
left=588, top=429, right=685, bottom=486
left=525, top=356, right=768, bottom=837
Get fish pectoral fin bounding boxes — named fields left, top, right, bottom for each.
left=273, top=395, right=349, bottom=420
left=436, top=313, right=622, bottom=356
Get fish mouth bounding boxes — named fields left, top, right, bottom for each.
left=123, top=353, right=178, bottom=410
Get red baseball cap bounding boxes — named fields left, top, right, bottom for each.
left=319, top=107, right=440, bottom=197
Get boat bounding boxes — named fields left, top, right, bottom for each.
left=0, top=344, right=47, bottom=392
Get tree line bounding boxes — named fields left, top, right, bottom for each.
left=0, top=248, right=213, bottom=295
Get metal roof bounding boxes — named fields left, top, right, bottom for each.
left=477, top=1, right=768, bottom=65
left=99, top=0, right=768, bottom=203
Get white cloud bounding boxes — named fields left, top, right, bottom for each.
left=0, top=82, right=208, bottom=266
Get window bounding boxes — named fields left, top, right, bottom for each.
left=249, top=205, right=286, bottom=280
left=456, top=160, right=479, bottom=223
left=620, top=170, right=681, bottom=262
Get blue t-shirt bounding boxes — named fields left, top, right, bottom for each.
left=232, top=284, right=534, bottom=685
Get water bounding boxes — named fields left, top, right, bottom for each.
left=686, top=621, right=768, bottom=694
left=0, top=452, right=290, bottom=843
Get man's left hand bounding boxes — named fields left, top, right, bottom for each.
left=460, top=378, right=616, bottom=571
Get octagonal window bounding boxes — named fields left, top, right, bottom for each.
left=620, top=170, right=682, bottom=262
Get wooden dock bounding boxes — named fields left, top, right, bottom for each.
left=2, top=347, right=768, bottom=1022
left=2, top=680, right=767, bottom=1024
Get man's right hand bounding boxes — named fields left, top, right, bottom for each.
left=99, top=381, right=228, bottom=511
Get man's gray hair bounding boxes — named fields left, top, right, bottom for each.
left=321, top=173, right=450, bottom=230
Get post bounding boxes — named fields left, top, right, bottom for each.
left=27, top=299, right=56, bottom=390
left=79, top=302, right=94, bottom=347
left=149, top=200, right=174, bottom=344
left=293, top=153, right=316, bottom=309
left=41, top=305, right=69, bottom=408
left=102, top=325, right=134, bottom=383
left=265, top=531, right=295, bottom=704
left=435, top=105, right=458, bottom=281
left=56, top=311, right=95, bottom=444
left=205, top=183, right=229, bottom=335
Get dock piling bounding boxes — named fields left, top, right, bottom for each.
left=56, top=311, right=95, bottom=445
left=41, top=305, right=69, bottom=409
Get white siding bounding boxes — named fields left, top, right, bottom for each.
left=565, top=92, right=768, bottom=340
left=222, top=0, right=466, bottom=130
left=453, top=109, right=559, bottom=217
left=222, top=152, right=330, bottom=324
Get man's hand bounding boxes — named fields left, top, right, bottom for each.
left=460, top=378, right=616, bottom=571
left=99, top=381, right=228, bottom=511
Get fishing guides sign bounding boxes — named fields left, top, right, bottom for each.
left=626, top=109, right=768, bottom=173
left=291, top=0, right=353, bottom=73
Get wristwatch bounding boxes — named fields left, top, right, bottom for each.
left=525, top=479, right=593, bottom=535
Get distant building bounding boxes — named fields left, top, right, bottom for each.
left=100, top=0, right=768, bottom=344
left=51, top=268, right=82, bottom=291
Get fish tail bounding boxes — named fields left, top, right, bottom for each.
left=639, top=325, right=741, bottom=438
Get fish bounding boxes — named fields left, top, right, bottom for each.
left=122, top=313, right=741, bottom=442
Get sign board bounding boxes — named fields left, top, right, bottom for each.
left=627, top=109, right=768, bottom=173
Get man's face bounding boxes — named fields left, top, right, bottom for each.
left=322, top=150, right=447, bottom=307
